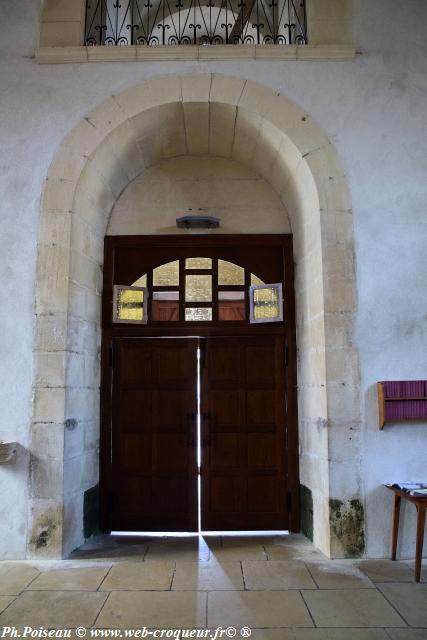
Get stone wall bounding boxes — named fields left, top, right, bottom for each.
left=108, top=157, right=291, bottom=235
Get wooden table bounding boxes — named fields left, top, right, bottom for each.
left=387, top=485, right=427, bottom=582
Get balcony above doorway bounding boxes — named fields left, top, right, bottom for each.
left=36, top=0, right=355, bottom=63
left=84, top=0, right=307, bottom=47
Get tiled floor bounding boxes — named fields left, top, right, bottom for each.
left=0, top=534, right=426, bottom=639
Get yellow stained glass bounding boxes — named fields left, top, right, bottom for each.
left=251, top=273, right=265, bottom=286
left=253, top=287, right=281, bottom=321
left=185, top=258, right=212, bottom=269
left=153, top=260, right=179, bottom=287
left=132, top=274, right=147, bottom=287
left=185, top=274, right=212, bottom=302
left=185, top=308, right=212, bottom=321
left=115, top=288, right=145, bottom=322
left=218, top=260, right=245, bottom=286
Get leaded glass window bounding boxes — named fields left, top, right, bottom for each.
left=112, top=258, right=282, bottom=325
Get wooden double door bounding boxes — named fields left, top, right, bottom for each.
left=110, top=335, right=291, bottom=532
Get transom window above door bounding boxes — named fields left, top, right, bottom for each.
left=113, top=257, right=284, bottom=325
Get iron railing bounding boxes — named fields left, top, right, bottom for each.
left=84, top=0, right=307, bottom=46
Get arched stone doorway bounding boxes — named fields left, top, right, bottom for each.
left=32, top=74, right=360, bottom=559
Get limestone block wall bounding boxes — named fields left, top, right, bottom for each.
left=307, top=0, right=352, bottom=45
left=108, top=157, right=291, bottom=236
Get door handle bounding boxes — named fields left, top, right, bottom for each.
left=186, top=412, right=196, bottom=448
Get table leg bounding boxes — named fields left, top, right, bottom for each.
left=415, top=503, right=426, bottom=583
left=392, top=494, right=401, bottom=561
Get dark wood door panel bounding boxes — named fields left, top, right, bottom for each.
left=100, top=235, right=299, bottom=534
left=201, top=336, right=288, bottom=531
left=111, top=338, right=198, bottom=531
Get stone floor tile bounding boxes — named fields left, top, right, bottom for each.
left=307, top=561, right=375, bottom=589
left=27, top=567, right=109, bottom=591
left=265, top=545, right=326, bottom=561
left=172, top=561, right=244, bottom=590
left=209, top=544, right=267, bottom=562
left=144, top=538, right=211, bottom=562
left=95, top=591, right=207, bottom=628
left=377, top=583, right=427, bottom=627
left=301, top=589, right=406, bottom=627
left=113, top=535, right=161, bottom=545
left=208, top=590, right=313, bottom=628
left=0, top=591, right=107, bottom=628
left=0, top=564, right=40, bottom=595
left=0, top=596, right=15, bottom=614
left=404, top=561, right=427, bottom=583
left=250, top=630, right=389, bottom=640
left=273, top=534, right=311, bottom=546
left=68, top=534, right=148, bottom=561
left=100, top=561, right=174, bottom=590
left=358, top=560, right=414, bottom=583
left=199, top=536, right=223, bottom=548
left=386, top=631, right=427, bottom=639
left=242, top=560, right=316, bottom=590
left=221, top=535, right=279, bottom=546
left=70, top=544, right=147, bottom=561
left=145, top=545, right=210, bottom=562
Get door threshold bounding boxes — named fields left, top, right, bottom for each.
left=111, top=530, right=290, bottom=537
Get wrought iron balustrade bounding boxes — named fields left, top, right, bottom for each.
left=85, top=0, right=307, bottom=46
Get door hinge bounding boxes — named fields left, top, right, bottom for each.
left=284, top=345, right=289, bottom=367
left=109, top=345, right=114, bottom=368
left=286, top=491, right=292, bottom=513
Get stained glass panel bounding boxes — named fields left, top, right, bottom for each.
left=185, top=308, right=212, bottom=321
left=218, top=260, right=245, bottom=286
left=185, top=275, right=212, bottom=302
left=250, top=284, right=283, bottom=323
left=251, top=273, right=264, bottom=286
left=113, top=286, right=147, bottom=323
left=132, top=274, right=147, bottom=287
left=153, top=260, right=179, bottom=287
left=185, top=258, right=212, bottom=270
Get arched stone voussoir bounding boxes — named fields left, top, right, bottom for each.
left=112, top=75, right=182, bottom=121
left=268, top=105, right=331, bottom=158
left=41, top=177, right=77, bottom=215
left=182, top=74, right=212, bottom=103
left=61, top=118, right=107, bottom=158
left=47, top=146, right=89, bottom=185
left=210, top=74, right=247, bottom=107
left=304, top=143, right=347, bottom=181
left=85, top=96, right=130, bottom=137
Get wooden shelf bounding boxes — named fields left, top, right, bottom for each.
left=378, top=381, right=427, bottom=429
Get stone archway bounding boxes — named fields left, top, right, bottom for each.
left=32, top=74, right=361, bottom=559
